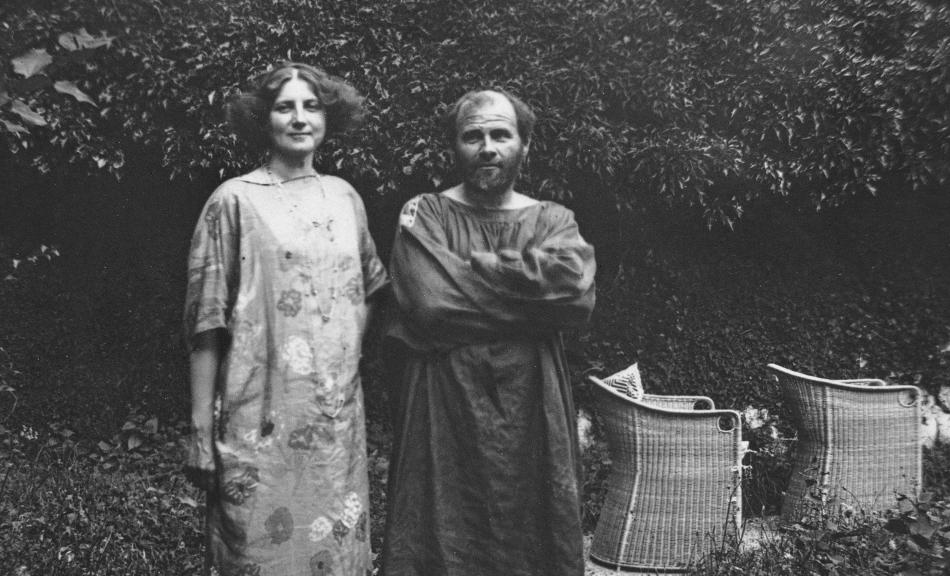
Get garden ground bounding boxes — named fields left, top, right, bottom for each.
left=1, top=189, right=949, bottom=574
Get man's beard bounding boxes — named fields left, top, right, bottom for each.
left=462, top=149, right=525, bottom=196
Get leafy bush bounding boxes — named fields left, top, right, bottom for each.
left=2, top=0, right=949, bottom=229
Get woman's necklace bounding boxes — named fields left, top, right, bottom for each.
left=266, top=164, right=335, bottom=240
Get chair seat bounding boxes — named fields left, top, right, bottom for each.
left=766, top=364, right=922, bottom=523
left=587, top=373, right=743, bottom=572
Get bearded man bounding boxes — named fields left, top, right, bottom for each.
left=381, top=89, right=596, bottom=576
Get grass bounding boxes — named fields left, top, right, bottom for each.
left=0, top=419, right=205, bottom=575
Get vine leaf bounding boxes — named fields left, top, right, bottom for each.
left=10, top=100, right=47, bottom=126
left=54, top=81, right=97, bottom=106
left=58, top=28, right=116, bottom=51
left=0, top=119, right=29, bottom=135
left=11, top=49, right=53, bottom=78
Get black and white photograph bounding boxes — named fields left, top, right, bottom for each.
left=1, top=1, right=949, bottom=574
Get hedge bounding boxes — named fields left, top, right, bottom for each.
left=1, top=0, right=949, bottom=227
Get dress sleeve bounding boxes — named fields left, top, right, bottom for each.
left=182, top=186, right=240, bottom=349
left=348, top=187, right=389, bottom=299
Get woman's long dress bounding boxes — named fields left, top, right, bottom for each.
left=381, top=193, right=596, bottom=576
left=184, top=169, right=388, bottom=576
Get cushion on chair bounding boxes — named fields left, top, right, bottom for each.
left=601, top=362, right=644, bottom=399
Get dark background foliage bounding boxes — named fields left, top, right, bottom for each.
left=2, top=0, right=949, bottom=233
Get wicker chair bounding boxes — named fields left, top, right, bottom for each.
left=587, top=371, right=743, bottom=573
left=766, top=364, right=922, bottom=523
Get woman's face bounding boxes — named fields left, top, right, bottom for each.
left=268, top=76, right=327, bottom=160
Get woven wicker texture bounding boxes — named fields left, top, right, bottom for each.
left=588, top=371, right=742, bottom=573
left=766, top=364, right=922, bottom=522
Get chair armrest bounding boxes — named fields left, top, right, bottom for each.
left=835, top=378, right=888, bottom=387
left=642, top=394, right=716, bottom=411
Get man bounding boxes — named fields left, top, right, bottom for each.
left=381, top=89, right=596, bottom=576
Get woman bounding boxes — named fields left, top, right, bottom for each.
left=183, top=63, right=388, bottom=576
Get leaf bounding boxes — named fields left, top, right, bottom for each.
left=127, top=432, right=144, bottom=451
left=144, top=417, right=159, bottom=434
left=0, top=119, right=28, bottom=135
left=53, top=81, right=97, bottom=106
left=9, top=100, right=47, bottom=127
left=11, top=49, right=52, bottom=78
left=177, top=495, right=198, bottom=508
left=58, top=28, right=115, bottom=51
left=0, top=91, right=9, bottom=107
left=97, top=440, right=113, bottom=452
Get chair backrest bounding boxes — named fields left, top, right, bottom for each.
left=766, top=363, right=921, bottom=434
left=586, top=374, right=743, bottom=570
left=766, top=363, right=922, bottom=518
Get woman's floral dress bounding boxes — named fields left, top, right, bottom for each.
left=184, top=169, right=388, bottom=576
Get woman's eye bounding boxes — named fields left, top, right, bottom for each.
left=305, top=102, right=322, bottom=111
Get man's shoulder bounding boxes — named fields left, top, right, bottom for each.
left=398, top=193, right=441, bottom=228
left=535, top=199, right=575, bottom=220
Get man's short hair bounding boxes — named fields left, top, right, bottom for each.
left=442, top=89, right=537, bottom=144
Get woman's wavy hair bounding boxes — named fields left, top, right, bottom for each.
left=442, top=89, right=536, bottom=145
left=225, top=62, right=365, bottom=152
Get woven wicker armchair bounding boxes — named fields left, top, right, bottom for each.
left=587, top=372, right=743, bottom=573
left=766, top=364, right=922, bottom=523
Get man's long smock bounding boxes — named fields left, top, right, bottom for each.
left=184, top=171, right=388, bottom=576
left=382, top=193, right=596, bottom=576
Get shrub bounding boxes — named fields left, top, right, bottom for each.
left=1, top=0, right=949, bottom=231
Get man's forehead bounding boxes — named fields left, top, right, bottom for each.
left=457, top=93, right=517, bottom=128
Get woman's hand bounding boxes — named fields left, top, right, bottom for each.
left=183, top=426, right=215, bottom=491
left=187, top=329, right=223, bottom=491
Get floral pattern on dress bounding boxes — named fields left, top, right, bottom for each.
left=281, top=336, right=314, bottom=375
left=341, top=492, right=362, bottom=528
left=204, top=200, right=222, bottom=240
left=341, top=274, right=364, bottom=305
left=222, top=467, right=260, bottom=505
left=309, top=516, right=334, bottom=543
left=234, top=563, right=262, bottom=576
left=332, top=518, right=349, bottom=545
left=288, top=424, right=335, bottom=451
left=277, top=289, right=303, bottom=317
left=309, top=550, right=334, bottom=576
left=354, top=511, right=367, bottom=542
left=185, top=176, right=386, bottom=575
left=265, top=507, right=294, bottom=545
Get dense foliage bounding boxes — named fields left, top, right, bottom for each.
left=2, top=0, right=949, bottom=227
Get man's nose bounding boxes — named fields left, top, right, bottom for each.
left=479, top=137, right=498, bottom=157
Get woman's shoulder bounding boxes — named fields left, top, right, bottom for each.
left=319, top=173, right=358, bottom=196
left=210, top=168, right=270, bottom=200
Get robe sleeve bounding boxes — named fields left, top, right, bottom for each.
left=182, top=185, right=240, bottom=349
left=347, top=186, right=389, bottom=299
left=389, top=195, right=595, bottom=349
left=469, top=204, right=595, bottom=311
